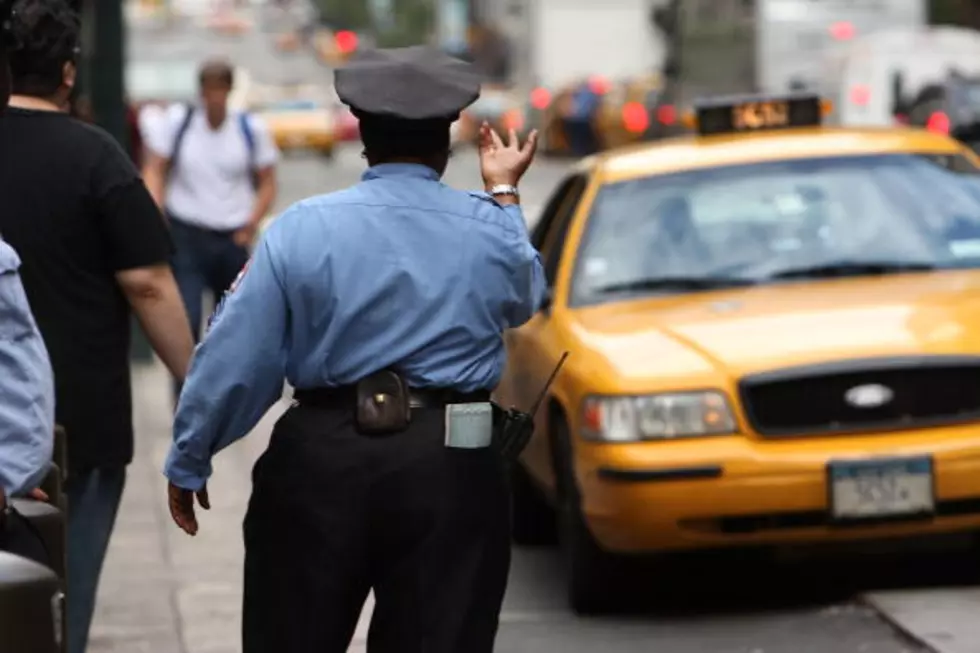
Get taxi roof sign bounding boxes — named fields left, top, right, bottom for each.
left=693, top=93, right=825, bottom=136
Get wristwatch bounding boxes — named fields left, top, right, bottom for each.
left=488, top=184, right=520, bottom=199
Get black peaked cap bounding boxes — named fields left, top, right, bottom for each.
left=335, top=45, right=482, bottom=121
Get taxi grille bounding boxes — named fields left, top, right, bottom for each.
left=738, top=357, right=980, bottom=436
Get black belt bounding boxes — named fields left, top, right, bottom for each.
left=293, top=386, right=491, bottom=410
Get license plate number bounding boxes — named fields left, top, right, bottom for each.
left=828, top=457, right=934, bottom=521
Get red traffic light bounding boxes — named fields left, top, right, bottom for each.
left=335, top=30, right=358, bottom=54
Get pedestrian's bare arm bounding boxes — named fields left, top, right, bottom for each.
left=248, top=166, right=277, bottom=226
left=117, top=264, right=194, bottom=381
left=142, top=152, right=169, bottom=211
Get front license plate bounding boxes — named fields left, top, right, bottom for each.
left=828, top=457, right=934, bottom=521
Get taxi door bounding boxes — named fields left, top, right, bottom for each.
left=502, top=174, right=588, bottom=490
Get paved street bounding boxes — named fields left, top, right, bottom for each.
left=84, top=7, right=980, bottom=653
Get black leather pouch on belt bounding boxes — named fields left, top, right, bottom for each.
left=355, top=370, right=411, bottom=435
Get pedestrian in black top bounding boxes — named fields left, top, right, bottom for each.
left=0, top=1, right=195, bottom=651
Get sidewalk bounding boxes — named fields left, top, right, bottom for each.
left=87, top=362, right=375, bottom=653
left=862, top=589, right=980, bottom=653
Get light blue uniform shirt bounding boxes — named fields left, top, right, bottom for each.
left=165, top=163, right=547, bottom=490
left=0, top=239, right=55, bottom=497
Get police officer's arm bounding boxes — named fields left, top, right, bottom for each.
left=165, top=234, right=288, bottom=493
left=0, top=248, right=54, bottom=498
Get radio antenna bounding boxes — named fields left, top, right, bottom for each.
left=528, top=352, right=570, bottom=417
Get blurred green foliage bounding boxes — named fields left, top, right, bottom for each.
left=315, top=0, right=372, bottom=30
left=314, top=0, right=434, bottom=45
left=375, top=0, right=434, bottom=47
left=930, top=0, right=980, bottom=26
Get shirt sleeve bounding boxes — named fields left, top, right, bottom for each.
left=164, top=233, right=289, bottom=491
left=469, top=195, right=547, bottom=327
left=503, top=226, right=547, bottom=328
left=247, top=114, right=280, bottom=169
left=144, top=104, right=184, bottom=159
left=91, top=138, right=174, bottom=270
left=0, top=246, right=54, bottom=496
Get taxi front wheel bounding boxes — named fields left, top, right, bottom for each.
left=551, top=417, right=630, bottom=615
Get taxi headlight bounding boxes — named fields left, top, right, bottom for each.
left=581, top=392, right=736, bottom=441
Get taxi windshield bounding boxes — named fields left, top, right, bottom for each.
left=571, top=154, right=980, bottom=305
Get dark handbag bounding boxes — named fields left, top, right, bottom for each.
left=355, top=370, right=411, bottom=435
left=0, top=503, right=51, bottom=569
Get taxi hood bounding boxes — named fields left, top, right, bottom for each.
left=571, top=271, right=980, bottom=385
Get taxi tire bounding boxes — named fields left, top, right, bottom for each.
left=552, top=418, right=629, bottom=615
left=510, top=463, right=558, bottom=546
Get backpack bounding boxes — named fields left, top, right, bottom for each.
left=167, top=104, right=257, bottom=184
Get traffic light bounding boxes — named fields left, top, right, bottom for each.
left=651, top=0, right=681, bottom=81
left=651, top=0, right=678, bottom=36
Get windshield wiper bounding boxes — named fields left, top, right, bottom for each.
left=594, top=276, right=757, bottom=294
left=767, top=260, right=936, bottom=280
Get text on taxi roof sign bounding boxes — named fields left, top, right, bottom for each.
left=694, top=94, right=823, bottom=136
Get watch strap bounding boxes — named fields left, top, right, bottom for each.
left=488, top=184, right=520, bottom=199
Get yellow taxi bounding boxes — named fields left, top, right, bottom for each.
left=255, top=97, right=335, bottom=158
left=494, top=93, right=980, bottom=614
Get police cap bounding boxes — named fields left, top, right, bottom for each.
left=334, top=45, right=481, bottom=122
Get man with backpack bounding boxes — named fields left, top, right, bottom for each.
left=143, top=58, right=279, bottom=400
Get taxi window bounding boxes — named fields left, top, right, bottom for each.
left=570, top=154, right=980, bottom=306
left=918, top=153, right=980, bottom=175
left=532, top=175, right=587, bottom=266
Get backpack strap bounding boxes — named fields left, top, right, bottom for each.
left=238, top=112, right=256, bottom=169
left=167, top=104, right=195, bottom=178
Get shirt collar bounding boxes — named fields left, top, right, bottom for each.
left=362, top=163, right=441, bottom=182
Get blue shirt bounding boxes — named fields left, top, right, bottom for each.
left=165, top=163, right=547, bottom=490
left=0, top=239, right=54, bottom=496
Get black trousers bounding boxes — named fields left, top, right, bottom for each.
left=243, top=403, right=511, bottom=653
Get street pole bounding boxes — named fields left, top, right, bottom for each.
left=88, top=0, right=127, bottom=147
left=82, top=0, right=153, bottom=362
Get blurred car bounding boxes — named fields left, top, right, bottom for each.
left=456, top=86, right=530, bottom=146
left=333, top=104, right=360, bottom=143
left=255, top=97, right=335, bottom=157
left=900, top=70, right=980, bottom=151
left=312, top=27, right=361, bottom=66
left=526, top=74, right=686, bottom=156
left=495, top=92, right=980, bottom=614
left=126, top=59, right=198, bottom=108
left=127, top=59, right=252, bottom=112
left=274, top=31, right=302, bottom=52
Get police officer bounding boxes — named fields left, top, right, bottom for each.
left=164, top=46, right=546, bottom=653
left=0, top=0, right=56, bottom=509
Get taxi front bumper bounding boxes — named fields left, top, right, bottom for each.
left=580, top=424, right=980, bottom=553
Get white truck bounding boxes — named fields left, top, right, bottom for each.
left=673, top=0, right=927, bottom=103
left=493, top=0, right=663, bottom=93
left=818, top=26, right=980, bottom=126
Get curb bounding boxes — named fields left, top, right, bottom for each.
left=858, top=593, right=942, bottom=653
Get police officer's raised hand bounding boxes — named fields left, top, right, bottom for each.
left=478, top=122, right=538, bottom=188
left=168, top=480, right=210, bottom=535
